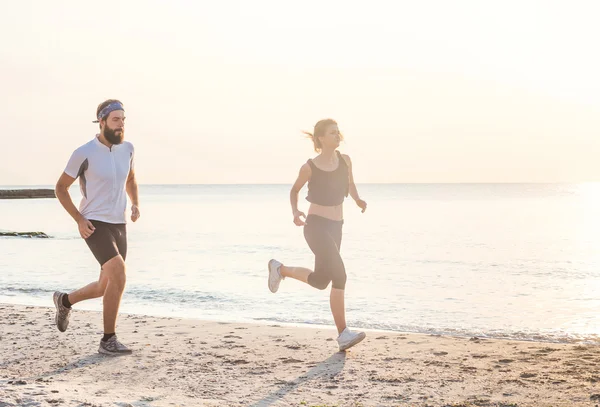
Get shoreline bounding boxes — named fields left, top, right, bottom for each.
left=0, top=296, right=597, bottom=347
left=1, top=303, right=599, bottom=406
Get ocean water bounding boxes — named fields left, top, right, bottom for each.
left=1, top=183, right=600, bottom=344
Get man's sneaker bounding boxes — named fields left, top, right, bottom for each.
left=337, top=328, right=366, bottom=351
left=53, top=291, right=71, bottom=332
left=267, top=259, right=284, bottom=293
left=98, top=335, right=133, bottom=356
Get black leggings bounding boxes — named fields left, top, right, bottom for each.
left=304, top=215, right=347, bottom=290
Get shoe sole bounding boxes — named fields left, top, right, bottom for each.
left=339, top=332, right=366, bottom=351
left=267, top=259, right=279, bottom=293
left=98, top=347, right=133, bottom=356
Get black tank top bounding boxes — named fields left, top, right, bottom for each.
left=305, top=151, right=349, bottom=206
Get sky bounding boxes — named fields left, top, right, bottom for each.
left=1, top=0, right=600, bottom=184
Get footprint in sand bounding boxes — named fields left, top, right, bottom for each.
left=369, top=375, right=412, bottom=384
left=280, top=357, right=303, bottom=364
left=227, top=359, right=250, bottom=365
left=520, top=372, right=537, bottom=378
left=536, top=347, right=558, bottom=354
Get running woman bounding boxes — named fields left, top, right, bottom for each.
left=268, top=119, right=368, bottom=351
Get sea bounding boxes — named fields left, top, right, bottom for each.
left=1, top=183, right=599, bottom=344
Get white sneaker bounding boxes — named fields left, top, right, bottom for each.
left=267, top=259, right=284, bottom=293
left=337, top=328, right=366, bottom=351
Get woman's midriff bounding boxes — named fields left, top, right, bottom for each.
left=307, top=202, right=343, bottom=221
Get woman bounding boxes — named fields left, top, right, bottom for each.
left=268, top=118, right=368, bottom=351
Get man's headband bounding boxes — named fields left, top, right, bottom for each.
left=92, top=102, right=124, bottom=123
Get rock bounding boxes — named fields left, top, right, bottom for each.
left=0, top=189, right=56, bottom=199
left=0, top=231, right=50, bottom=238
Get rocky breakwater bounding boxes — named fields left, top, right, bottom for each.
left=0, top=189, right=56, bottom=199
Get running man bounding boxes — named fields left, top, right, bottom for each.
left=53, top=99, right=139, bottom=355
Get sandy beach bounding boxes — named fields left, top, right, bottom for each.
left=1, top=303, right=599, bottom=407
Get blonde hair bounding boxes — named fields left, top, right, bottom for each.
left=302, top=119, right=343, bottom=152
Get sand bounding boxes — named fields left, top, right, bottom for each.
left=1, top=303, right=599, bottom=406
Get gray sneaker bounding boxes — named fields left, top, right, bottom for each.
left=53, top=291, right=71, bottom=332
left=99, top=335, right=133, bottom=356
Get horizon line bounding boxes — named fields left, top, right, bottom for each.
left=2, top=181, right=600, bottom=188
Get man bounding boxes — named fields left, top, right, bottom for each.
left=53, top=99, right=140, bottom=355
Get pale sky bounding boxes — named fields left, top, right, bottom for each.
left=1, top=0, right=599, bottom=184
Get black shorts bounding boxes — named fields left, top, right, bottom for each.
left=85, top=220, right=127, bottom=266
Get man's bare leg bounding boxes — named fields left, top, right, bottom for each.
left=100, top=255, right=127, bottom=334
left=67, top=269, right=109, bottom=305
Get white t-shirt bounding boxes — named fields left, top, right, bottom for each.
left=64, top=135, right=135, bottom=224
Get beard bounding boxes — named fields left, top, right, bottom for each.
left=104, top=126, right=124, bottom=145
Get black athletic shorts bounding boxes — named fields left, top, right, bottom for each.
left=85, top=220, right=127, bottom=266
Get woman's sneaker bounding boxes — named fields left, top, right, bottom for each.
left=337, top=328, right=366, bottom=351
left=267, top=259, right=284, bottom=293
